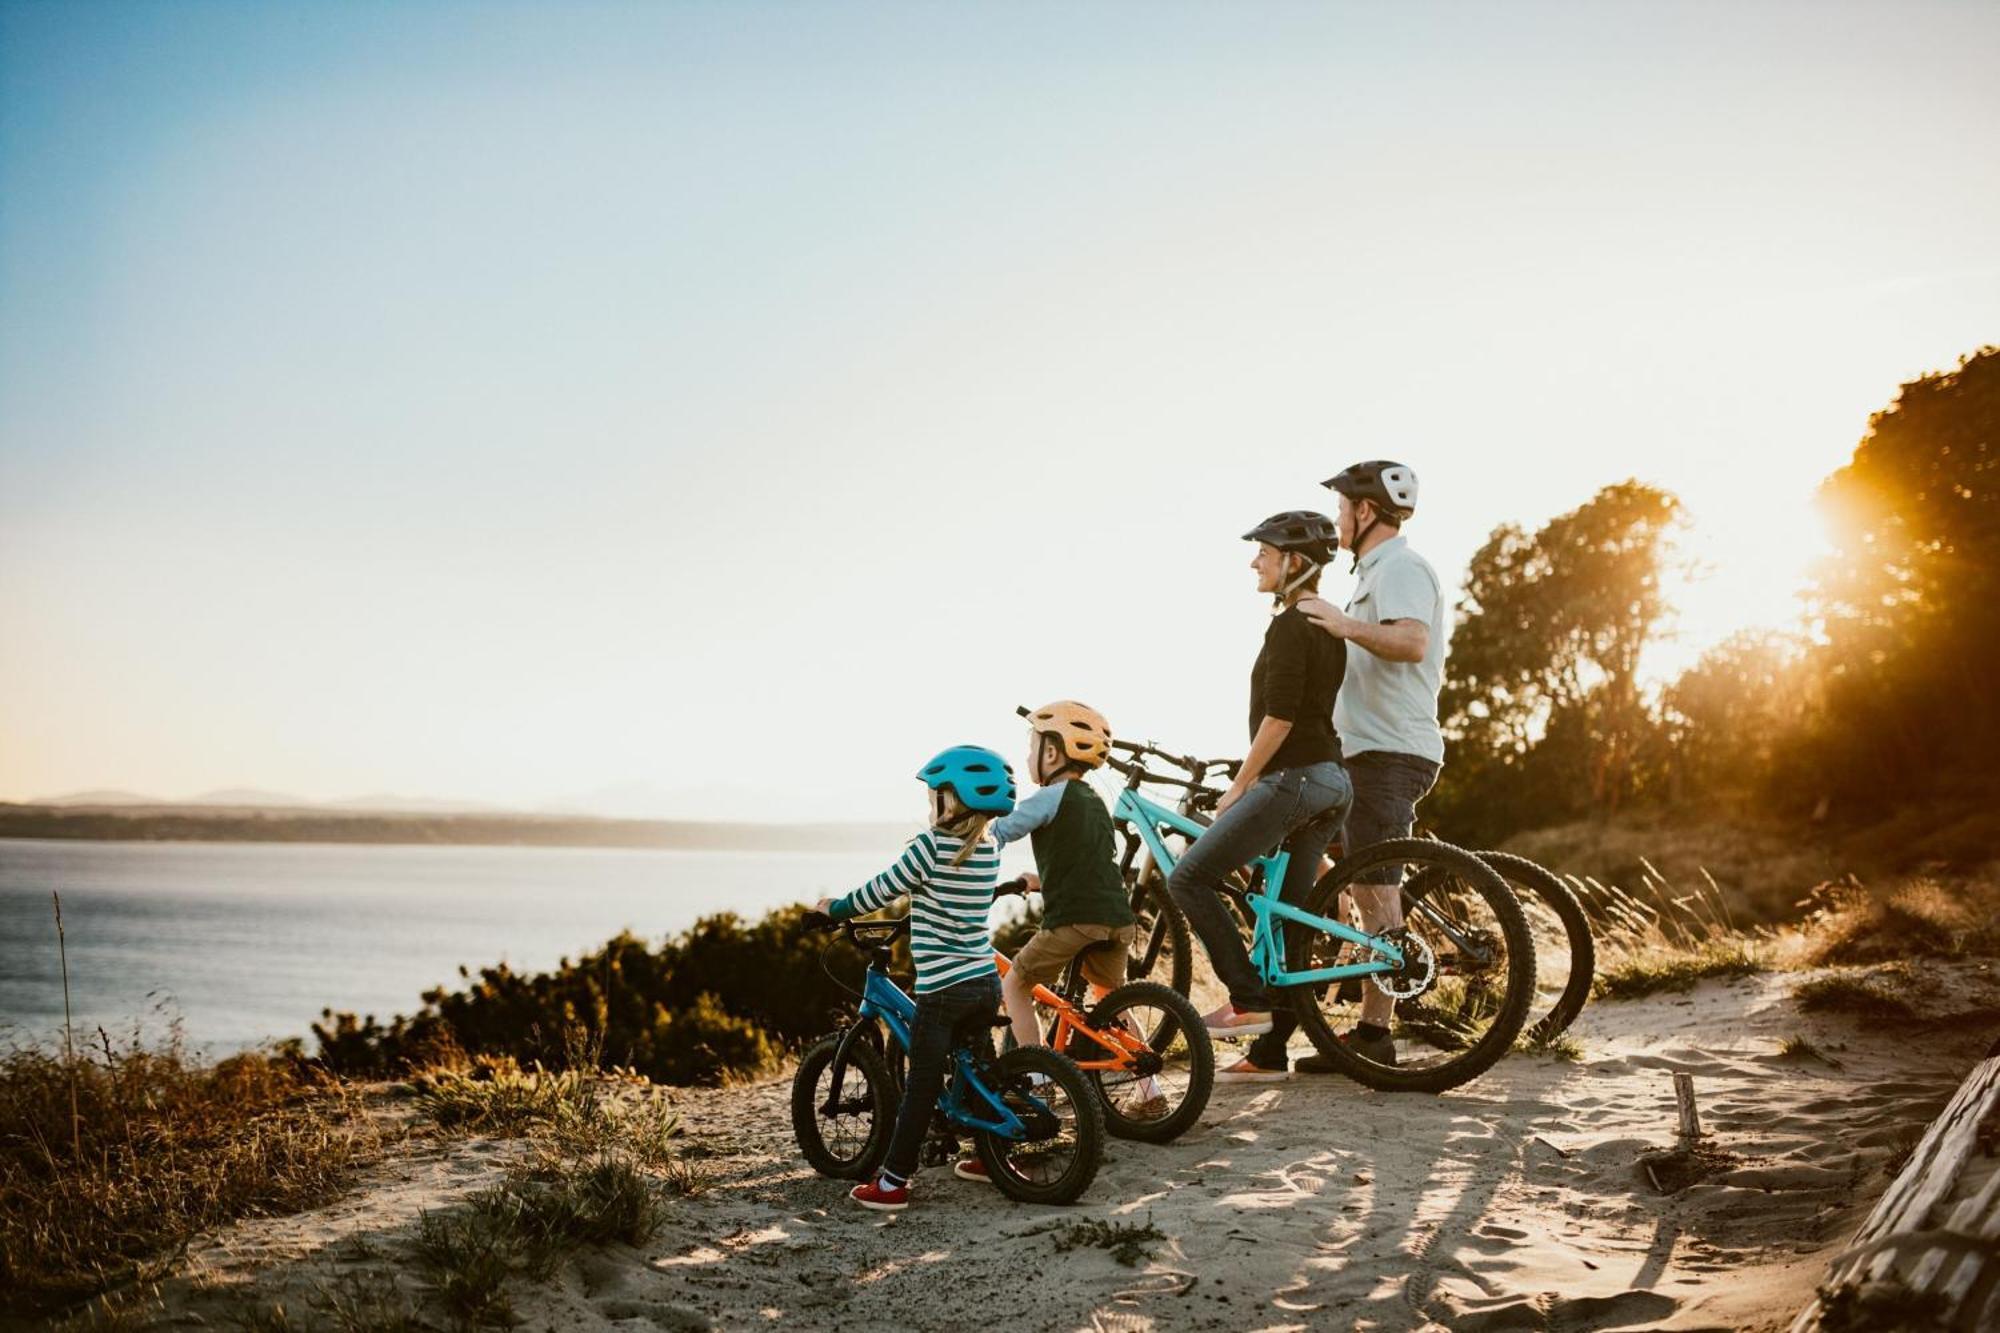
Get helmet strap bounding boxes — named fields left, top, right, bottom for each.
left=1275, top=552, right=1321, bottom=607
left=1349, top=506, right=1383, bottom=573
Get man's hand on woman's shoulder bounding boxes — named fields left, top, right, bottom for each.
left=1297, top=597, right=1360, bottom=638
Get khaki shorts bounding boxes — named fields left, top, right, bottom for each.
left=1012, top=923, right=1136, bottom=991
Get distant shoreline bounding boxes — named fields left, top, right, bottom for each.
left=0, top=803, right=914, bottom=853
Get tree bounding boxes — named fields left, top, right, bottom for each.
left=1660, top=630, right=1818, bottom=802
left=1805, top=346, right=2000, bottom=809
left=1431, top=481, right=1683, bottom=841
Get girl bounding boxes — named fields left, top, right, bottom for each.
left=815, top=744, right=1015, bottom=1211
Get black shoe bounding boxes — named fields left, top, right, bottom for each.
left=1298, top=1030, right=1398, bottom=1071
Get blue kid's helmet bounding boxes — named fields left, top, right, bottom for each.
left=916, top=745, right=1017, bottom=814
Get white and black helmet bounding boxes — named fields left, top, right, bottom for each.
left=1323, top=460, right=1419, bottom=519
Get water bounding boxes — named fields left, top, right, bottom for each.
left=0, top=838, right=904, bottom=1054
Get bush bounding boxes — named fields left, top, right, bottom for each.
left=315, top=904, right=890, bottom=1086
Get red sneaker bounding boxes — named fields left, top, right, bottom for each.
left=849, top=1175, right=909, bottom=1211
left=953, top=1157, right=991, bottom=1183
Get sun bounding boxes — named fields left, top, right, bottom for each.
left=1650, top=495, right=1832, bottom=682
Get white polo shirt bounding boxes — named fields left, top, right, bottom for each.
left=1332, top=534, right=1448, bottom=764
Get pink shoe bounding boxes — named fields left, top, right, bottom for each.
left=850, top=1175, right=909, bottom=1211
left=1202, top=1002, right=1274, bottom=1038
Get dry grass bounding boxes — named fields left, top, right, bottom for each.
left=1793, top=967, right=1921, bottom=1020
left=1776, top=1033, right=1841, bottom=1066
left=0, top=1032, right=382, bottom=1316
left=412, top=1054, right=684, bottom=1172
left=1792, top=876, right=2000, bottom=967
left=1518, top=1027, right=1585, bottom=1062
left=409, top=1153, right=667, bottom=1324
left=1567, top=859, right=1772, bottom=1000
left=1503, top=816, right=1837, bottom=924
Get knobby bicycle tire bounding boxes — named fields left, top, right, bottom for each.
left=973, top=1046, right=1105, bottom=1205
left=1478, top=850, right=1594, bottom=1041
left=1289, top=837, right=1535, bottom=1093
left=791, top=1033, right=895, bottom=1179
left=1077, top=980, right=1214, bottom=1144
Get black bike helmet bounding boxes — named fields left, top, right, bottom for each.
left=1323, top=460, right=1419, bottom=519
left=1242, top=510, right=1339, bottom=565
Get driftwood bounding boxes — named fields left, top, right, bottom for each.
left=1792, top=1055, right=2000, bottom=1332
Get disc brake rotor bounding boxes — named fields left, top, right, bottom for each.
left=1369, top=928, right=1438, bottom=1000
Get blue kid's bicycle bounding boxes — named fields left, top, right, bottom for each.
left=790, top=913, right=1105, bottom=1205
left=1104, top=738, right=1536, bottom=1094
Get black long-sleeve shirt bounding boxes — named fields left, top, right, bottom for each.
left=1249, top=605, right=1345, bottom=771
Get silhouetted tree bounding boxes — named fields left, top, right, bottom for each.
left=1431, top=481, right=1683, bottom=840
left=1803, top=345, right=2000, bottom=811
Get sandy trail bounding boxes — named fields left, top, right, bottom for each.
left=153, top=964, right=2000, bottom=1332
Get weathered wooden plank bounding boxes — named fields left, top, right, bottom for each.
left=1792, top=1055, right=2000, bottom=1332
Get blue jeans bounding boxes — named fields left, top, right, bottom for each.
left=881, top=972, right=1001, bottom=1184
left=1166, top=761, right=1352, bottom=1014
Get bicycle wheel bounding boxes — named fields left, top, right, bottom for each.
left=973, top=1047, right=1104, bottom=1205
left=1479, top=851, right=1593, bottom=1041
left=791, top=1033, right=895, bottom=1179
left=1072, top=981, right=1213, bottom=1144
left=1112, top=866, right=1194, bottom=998
left=1286, top=838, right=1535, bottom=1094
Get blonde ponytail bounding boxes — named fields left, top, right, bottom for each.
left=931, top=788, right=993, bottom=866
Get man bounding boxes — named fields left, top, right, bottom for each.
left=1257, top=459, right=1445, bottom=1072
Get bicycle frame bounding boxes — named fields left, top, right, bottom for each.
left=1112, top=785, right=1405, bottom=987
left=991, top=952, right=1152, bottom=1074
left=823, top=952, right=1038, bottom=1139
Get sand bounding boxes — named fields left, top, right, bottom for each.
left=142, top=961, right=2000, bottom=1332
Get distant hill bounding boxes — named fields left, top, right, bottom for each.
left=326, top=794, right=510, bottom=814
left=0, top=802, right=914, bottom=853
left=36, top=790, right=163, bottom=806
left=190, top=788, right=310, bottom=807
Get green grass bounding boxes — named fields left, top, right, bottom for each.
left=1592, top=939, right=1765, bottom=1000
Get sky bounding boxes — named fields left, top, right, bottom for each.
left=2, top=1, right=1997, bottom=821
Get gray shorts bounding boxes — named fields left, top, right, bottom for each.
left=1342, top=750, right=1441, bottom=885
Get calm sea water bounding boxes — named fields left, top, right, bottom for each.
left=0, top=838, right=909, bottom=1054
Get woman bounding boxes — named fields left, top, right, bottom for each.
left=1168, top=510, right=1353, bottom=1082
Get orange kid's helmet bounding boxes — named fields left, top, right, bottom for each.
left=1024, top=700, right=1114, bottom=771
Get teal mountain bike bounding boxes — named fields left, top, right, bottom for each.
left=1104, top=739, right=1537, bottom=1093
left=1101, top=740, right=1593, bottom=1047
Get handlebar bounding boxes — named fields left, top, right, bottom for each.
left=803, top=911, right=910, bottom=952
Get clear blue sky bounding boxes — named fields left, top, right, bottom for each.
left=3, top=1, right=1996, bottom=818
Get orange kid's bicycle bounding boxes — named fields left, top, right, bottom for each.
left=991, top=878, right=1214, bottom=1144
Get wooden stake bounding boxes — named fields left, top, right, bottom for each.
left=1674, top=1072, right=1701, bottom=1145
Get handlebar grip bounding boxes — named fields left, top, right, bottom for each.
left=995, top=877, right=1029, bottom=897
left=802, top=909, right=835, bottom=931
left=1015, top=705, right=1032, bottom=719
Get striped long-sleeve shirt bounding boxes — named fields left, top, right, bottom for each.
left=828, top=830, right=999, bottom=994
